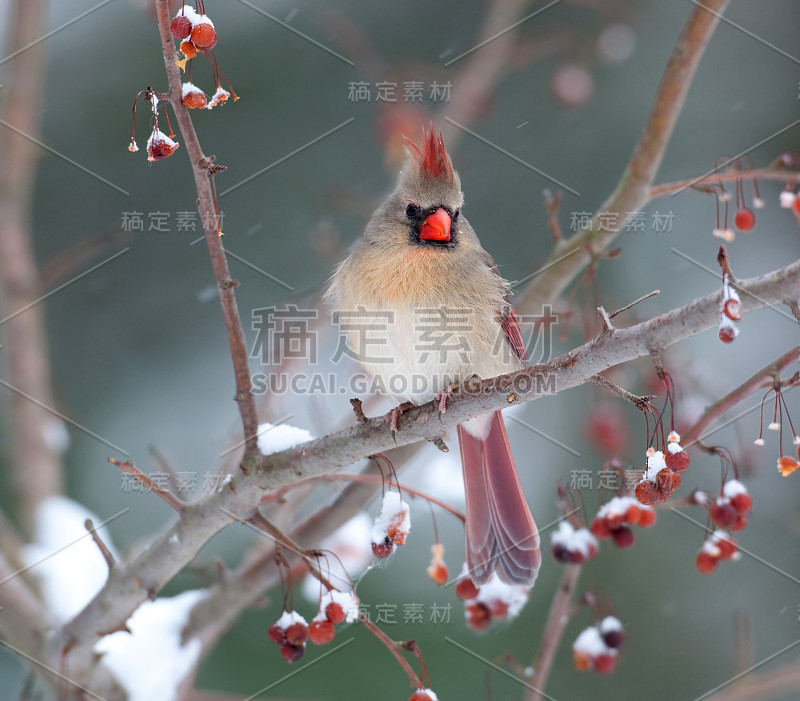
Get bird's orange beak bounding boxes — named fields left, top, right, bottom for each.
left=419, top=207, right=451, bottom=242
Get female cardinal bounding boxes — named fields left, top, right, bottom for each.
left=326, top=125, right=540, bottom=586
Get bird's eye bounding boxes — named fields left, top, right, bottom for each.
left=406, top=203, right=421, bottom=219
left=452, top=209, right=460, bottom=223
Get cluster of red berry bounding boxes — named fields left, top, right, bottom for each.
left=267, top=610, right=310, bottom=663
left=170, top=4, right=236, bottom=109
left=551, top=520, right=598, bottom=563
left=753, top=381, right=800, bottom=476
left=695, top=530, right=740, bottom=574
left=707, top=479, right=752, bottom=532
left=170, top=6, right=217, bottom=61
left=718, top=274, right=743, bottom=344
left=635, top=439, right=687, bottom=505
left=370, top=491, right=411, bottom=559
left=128, top=91, right=180, bottom=162
left=269, top=591, right=357, bottom=662
left=455, top=571, right=529, bottom=632
left=707, top=159, right=763, bottom=242
left=590, top=495, right=656, bottom=548
left=572, top=616, right=625, bottom=674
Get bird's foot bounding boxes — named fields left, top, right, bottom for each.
left=385, top=401, right=415, bottom=441
left=434, top=383, right=459, bottom=418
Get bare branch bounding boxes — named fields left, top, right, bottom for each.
left=153, top=0, right=260, bottom=459
left=0, top=0, right=63, bottom=534
left=515, top=0, right=731, bottom=315
left=108, top=458, right=186, bottom=514
left=682, top=345, right=800, bottom=447
left=649, top=167, right=800, bottom=199
left=526, top=564, right=583, bottom=701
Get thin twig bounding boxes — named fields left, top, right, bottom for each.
left=649, top=168, right=800, bottom=199
left=84, top=519, right=116, bottom=571
left=608, top=290, right=660, bottom=319
left=108, top=458, right=186, bottom=513
left=589, top=374, right=654, bottom=412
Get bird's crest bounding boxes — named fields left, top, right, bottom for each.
left=403, top=123, right=454, bottom=182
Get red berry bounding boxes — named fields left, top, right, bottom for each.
left=593, top=652, right=617, bottom=674
left=590, top=516, right=612, bottom=539
left=730, top=492, right=752, bottom=514
left=602, top=630, right=625, bottom=649
left=182, top=89, right=207, bottom=110
left=778, top=455, right=800, bottom=477
left=655, top=468, right=681, bottom=498
left=624, top=504, right=643, bottom=526
left=308, top=619, right=335, bottom=645
left=582, top=404, right=630, bottom=455
left=719, top=325, right=737, bottom=344
left=637, top=507, right=656, bottom=528
left=552, top=543, right=572, bottom=563
left=285, top=621, right=308, bottom=646
left=325, top=602, right=346, bottom=624
left=665, top=449, right=690, bottom=472
left=729, top=513, right=748, bottom=531
left=611, top=526, right=634, bottom=549
left=709, top=500, right=737, bottom=528
left=191, top=22, right=217, bottom=50
left=573, top=650, right=592, bottom=671
left=170, top=15, right=193, bottom=40
left=455, top=577, right=480, bottom=600
left=734, top=207, right=755, bottom=231
left=723, top=298, right=743, bottom=322
left=489, top=599, right=510, bottom=619
left=696, top=549, right=718, bottom=574
left=267, top=623, right=286, bottom=645
left=179, top=39, right=197, bottom=59
left=605, top=511, right=624, bottom=530
left=409, top=692, right=435, bottom=701
left=466, top=602, right=492, bottom=631
left=371, top=539, right=395, bottom=559
left=635, top=480, right=660, bottom=506
left=280, top=642, right=305, bottom=663
left=715, top=536, right=738, bottom=560
left=427, top=560, right=448, bottom=585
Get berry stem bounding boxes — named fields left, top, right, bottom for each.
left=360, top=615, right=422, bottom=690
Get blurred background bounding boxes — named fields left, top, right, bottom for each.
left=1, top=0, right=799, bottom=699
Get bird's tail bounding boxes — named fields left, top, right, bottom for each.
left=457, top=411, right=540, bottom=586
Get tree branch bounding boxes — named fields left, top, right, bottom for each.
left=0, top=0, right=63, bottom=534
left=682, top=345, right=800, bottom=447
left=515, top=0, right=731, bottom=315
left=525, top=564, right=582, bottom=701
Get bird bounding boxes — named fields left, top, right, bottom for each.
left=325, top=124, right=540, bottom=586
